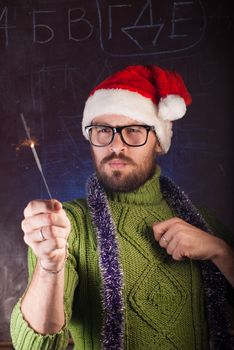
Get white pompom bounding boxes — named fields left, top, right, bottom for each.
left=158, top=95, right=186, bottom=121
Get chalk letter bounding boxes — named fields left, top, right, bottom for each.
left=133, top=0, right=153, bottom=26
left=68, top=8, right=93, bottom=42
left=33, top=10, right=55, bottom=44
left=0, top=7, right=16, bottom=47
left=170, top=1, right=193, bottom=38
left=108, top=5, right=132, bottom=40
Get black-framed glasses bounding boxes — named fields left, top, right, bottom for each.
left=85, top=124, right=155, bottom=147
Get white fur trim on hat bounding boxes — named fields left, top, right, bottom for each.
left=82, top=89, right=184, bottom=153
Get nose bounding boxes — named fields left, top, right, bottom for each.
left=109, top=131, right=126, bottom=154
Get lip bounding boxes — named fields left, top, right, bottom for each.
left=107, top=160, right=127, bottom=169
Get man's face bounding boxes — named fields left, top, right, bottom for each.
left=90, top=114, right=162, bottom=192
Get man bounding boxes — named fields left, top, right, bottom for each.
left=11, top=65, right=234, bottom=350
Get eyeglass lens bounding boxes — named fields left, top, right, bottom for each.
left=88, top=125, right=149, bottom=146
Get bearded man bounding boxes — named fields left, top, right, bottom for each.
left=11, top=65, right=234, bottom=350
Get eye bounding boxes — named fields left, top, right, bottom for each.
left=96, top=126, right=112, bottom=134
left=125, top=126, right=142, bottom=134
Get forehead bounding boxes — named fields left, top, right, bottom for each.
left=92, top=114, right=144, bottom=126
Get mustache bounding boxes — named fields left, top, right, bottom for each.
left=100, top=153, right=136, bottom=165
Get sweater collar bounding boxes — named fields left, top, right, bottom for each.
left=106, top=166, right=163, bottom=206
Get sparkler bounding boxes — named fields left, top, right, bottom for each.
left=20, top=113, right=53, bottom=199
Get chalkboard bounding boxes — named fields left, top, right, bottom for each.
left=0, top=0, right=233, bottom=343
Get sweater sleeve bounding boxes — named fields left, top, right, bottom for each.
left=198, top=207, right=234, bottom=308
left=198, top=207, right=234, bottom=247
left=10, top=202, right=80, bottom=350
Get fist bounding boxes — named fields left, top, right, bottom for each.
left=21, top=199, right=71, bottom=271
left=152, top=217, right=223, bottom=261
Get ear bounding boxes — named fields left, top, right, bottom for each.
left=155, top=137, right=163, bottom=154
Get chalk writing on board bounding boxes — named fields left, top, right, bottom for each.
left=68, top=8, right=94, bottom=42
left=0, top=7, right=16, bottom=47
left=33, top=7, right=94, bottom=44
left=96, top=0, right=207, bottom=56
left=0, top=6, right=94, bottom=47
left=33, top=10, right=56, bottom=44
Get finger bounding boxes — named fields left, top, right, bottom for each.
left=152, top=217, right=185, bottom=241
left=159, top=234, right=170, bottom=248
left=41, top=225, right=70, bottom=241
left=24, top=226, right=69, bottom=245
left=156, top=223, right=178, bottom=247
left=24, top=199, right=62, bottom=218
left=21, top=210, right=70, bottom=234
left=171, top=246, right=186, bottom=261
left=166, top=237, right=179, bottom=255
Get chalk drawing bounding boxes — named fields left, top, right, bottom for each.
left=68, top=7, right=93, bottom=42
left=170, top=1, right=193, bottom=39
left=96, top=0, right=207, bottom=56
left=108, top=4, right=132, bottom=40
left=0, top=7, right=16, bottom=47
left=33, top=10, right=56, bottom=44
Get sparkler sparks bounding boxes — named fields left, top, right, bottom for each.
left=20, top=113, right=53, bottom=199
left=15, top=137, right=39, bottom=151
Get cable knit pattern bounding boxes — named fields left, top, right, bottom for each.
left=104, top=169, right=208, bottom=349
left=10, top=167, right=231, bottom=349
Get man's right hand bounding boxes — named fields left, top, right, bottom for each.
left=21, top=199, right=71, bottom=272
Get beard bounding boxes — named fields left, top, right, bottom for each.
left=92, top=150, right=157, bottom=193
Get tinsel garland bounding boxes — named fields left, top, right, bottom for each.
left=87, top=173, right=231, bottom=350
left=160, top=175, right=231, bottom=350
left=87, top=174, right=124, bottom=350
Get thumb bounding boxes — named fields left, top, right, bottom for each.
left=50, top=199, right=63, bottom=211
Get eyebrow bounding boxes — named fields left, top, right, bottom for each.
left=91, top=122, right=111, bottom=126
left=90, top=122, right=146, bottom=127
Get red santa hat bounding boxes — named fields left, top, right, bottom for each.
left=82, top=65, right=192, bottom=153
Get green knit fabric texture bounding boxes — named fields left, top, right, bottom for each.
left=11, top=168, right=209, bottom=349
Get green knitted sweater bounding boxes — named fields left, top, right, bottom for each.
left=11, top=168, right=211, bottom=349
